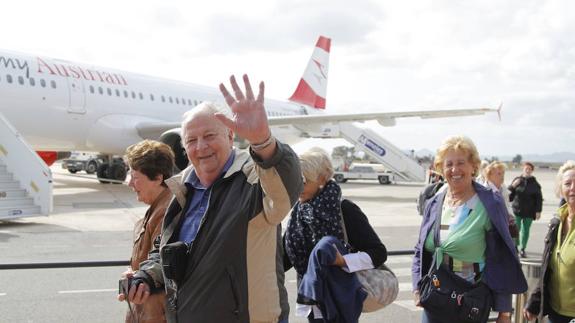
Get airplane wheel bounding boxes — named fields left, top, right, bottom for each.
left=97, top=164, right=111, bottom=184
left=378, top=176, right=390, bottom=185
left=109, top=163, right=127, bottom=184
left=85, top=161, right=98, bottom=174
left=68, top=169, right=78, bottom=174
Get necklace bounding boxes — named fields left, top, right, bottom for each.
left=446, top=188, right=475, bottom=208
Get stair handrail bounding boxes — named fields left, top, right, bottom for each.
left=338, top=122, right=426, bottom=182
left=0, top=112, right=52, bottom=215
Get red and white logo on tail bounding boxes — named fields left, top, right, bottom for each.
left=289, top=36, right=331, bottom=109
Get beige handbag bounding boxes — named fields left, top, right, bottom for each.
left=339, top=203, right=399, bottom=312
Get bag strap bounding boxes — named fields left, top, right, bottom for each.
left=339, top=199, right=349, bottom=244
left=340, top=199, right=393, bottom=273
left=426, top=216, right=442, bottom=275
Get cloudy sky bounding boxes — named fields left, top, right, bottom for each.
left=1, top=0, right=573, bottom=157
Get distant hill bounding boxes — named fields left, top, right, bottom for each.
left=411, top=149, right=575, bottom=163
left=414, top=148, right=435, bottom=157
left=497, top=152, right=575, bottom=163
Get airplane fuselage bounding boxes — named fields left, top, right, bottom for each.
left=0, top=51, right=314, bottom=155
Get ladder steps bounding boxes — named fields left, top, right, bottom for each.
left=0, top=189, right=27, bottom=198
left=0, top=181, right=21, bottom=189
left=0, top=205, right=42, bottom=220
left=0, top=197, right=34, bottom=207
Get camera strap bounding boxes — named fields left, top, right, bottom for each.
left=123, top=284, right=139, bottom=323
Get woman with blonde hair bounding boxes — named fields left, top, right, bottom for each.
left=412, top=136, right=526, bottom=323
left=483, top=162, right=516, bottom=232
left=524, top=160, right=575, bottom=322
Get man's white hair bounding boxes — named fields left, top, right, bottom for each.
left=181, top=101, right=233, bottom=139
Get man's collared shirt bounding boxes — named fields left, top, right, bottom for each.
left=178, top=151, right=235, bottom=243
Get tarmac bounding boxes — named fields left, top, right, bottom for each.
left=0, top=164, right=561, bottom=322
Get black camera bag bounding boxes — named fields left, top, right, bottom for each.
left=160, top=241, right=190, bottom=286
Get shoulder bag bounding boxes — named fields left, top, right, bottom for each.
left=339, top=200, right=399, bottom=312
left=418, top=213, right=493, bottom=322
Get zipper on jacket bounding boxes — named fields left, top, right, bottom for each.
left=226, top=266, right=241, bottom=316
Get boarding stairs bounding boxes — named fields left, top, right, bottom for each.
left=295, top=121, right=426, bottom=182
left=0, top=112, right=51, bottom=220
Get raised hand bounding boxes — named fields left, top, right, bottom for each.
left=217, top=74, right=271, bottom=145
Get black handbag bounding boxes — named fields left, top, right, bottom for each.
left=418, top=213, right=493, bottom=323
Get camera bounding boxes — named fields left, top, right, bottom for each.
left=118, top=277, right=133, bottom=295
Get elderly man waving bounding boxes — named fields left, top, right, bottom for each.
left=124, top=75, right=302, bottom=323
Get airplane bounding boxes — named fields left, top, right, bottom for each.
left=0, top=36, right=497, bottom=183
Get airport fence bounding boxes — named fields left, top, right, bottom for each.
left=1, top=250, right=533, bottom=322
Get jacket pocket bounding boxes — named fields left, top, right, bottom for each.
left=226, top=265, right=242, bottom=317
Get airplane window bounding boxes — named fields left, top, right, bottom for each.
left=18, top=76, right=24, bottom=85
left=131, top=91, right=136, bottom=99
left=51, top=80, right=57, bottom=89
left=40, top=79, right=46, bottom=87
left=98, top=87, right=103, bottom=94
left=175, top=98, right=180, bottom=104
left=169, top=97, right=173, bottom=103
left=194, top=100, right=198, bottom=106
left=29, top=78, right=36, bottom=87
left=6, top=74, right=13, bottom=83
left=123, top=90, right=128, bottom=98
left=150, top=94, right=154, bottom=101
left=181, top=97, right=185, bottom=105
left=139, top=92, right=143, bottom=100
left=161, top=95, right=165, bottom=103
left=107, top=88, right=112, bottom=96
left=89, top=85, right=94, bottom=93
left=115, top=89, right=120, bottom=97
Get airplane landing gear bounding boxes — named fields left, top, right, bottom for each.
left=96, top=157, right=127, bottom=184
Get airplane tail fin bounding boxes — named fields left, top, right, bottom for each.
left=288, top=36, right=331, bottom=109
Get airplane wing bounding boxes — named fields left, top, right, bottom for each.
left=267, top=107, right=498, bottom=126
left=135, top=107, right=498, bottom=138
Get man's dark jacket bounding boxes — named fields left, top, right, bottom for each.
left=136, top=143, right=301, bottom=323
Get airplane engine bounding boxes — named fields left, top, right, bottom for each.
left=159, top=128, right=189, bottom=171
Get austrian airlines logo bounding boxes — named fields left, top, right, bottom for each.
left=312, top=59, right=327, bottom=79
left=311, top=59, right=327, bottom=86
left=0, top=56, right=29, bottom=78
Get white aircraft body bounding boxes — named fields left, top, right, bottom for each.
left=0, top=36, right=496, bottom=181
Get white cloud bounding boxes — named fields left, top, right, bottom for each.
left=0, top=0, right=573, bottom=158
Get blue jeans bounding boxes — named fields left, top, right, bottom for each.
left=278, top=318, right=289, bottom=323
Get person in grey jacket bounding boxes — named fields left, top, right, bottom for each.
left=126, top=75, right=302, bottom=323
